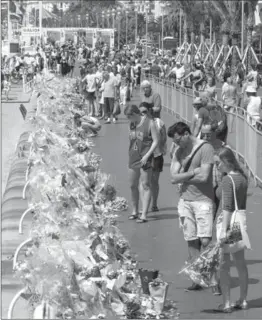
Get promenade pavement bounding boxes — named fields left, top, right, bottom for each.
left=92, top=88, right=262, bottom=319
left=1, top=66, right=262, bottom=319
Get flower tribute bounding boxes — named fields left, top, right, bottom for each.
left=14, top=73, right=178, bottom=319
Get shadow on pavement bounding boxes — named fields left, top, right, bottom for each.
left=229, top=259, right=262, bottom=267
left=230, top=276, right=259, bottom=289
left=150, top=213, right=179, bottom=221
left=160, top=206, right=178, bottom=212
left=248, top=297, right=262, bottom=309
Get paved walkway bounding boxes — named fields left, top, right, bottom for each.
left=1, top=83, right=32, bottom=104
left=1, top=69, right=262, bottom=318
left=92, top=88, right=262, bottom=318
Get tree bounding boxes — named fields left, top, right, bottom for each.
left=246, top=0, right=259, bottom=70
left=210, top=1, right=242, bottom=76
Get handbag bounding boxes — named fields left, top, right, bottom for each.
left=217, top=175, right=251, bottom=254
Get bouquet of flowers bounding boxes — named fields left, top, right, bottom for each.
left=179, top=242, right=222, bottom=288
left=14, top=72, right=180, bottom=319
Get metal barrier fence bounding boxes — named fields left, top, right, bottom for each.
left=23, top=77, right=34, bottom=93
left=142, top=74, right=262, bottom=185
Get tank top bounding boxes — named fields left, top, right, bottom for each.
left=129, top=116, right=153, bottom=169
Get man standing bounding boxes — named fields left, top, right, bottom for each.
left=150, top=59, right=162, bottom=78
left=141, top=80, right=162, bottom=118
left=168, top=122, right=215, bottom=291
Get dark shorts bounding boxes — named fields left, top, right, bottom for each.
left=152, top=155, right=164, bottom=172
left=86, top=91, right=96, bottom=101
left=129, top=156, right=153, bottom=171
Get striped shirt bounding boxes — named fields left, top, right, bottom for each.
left=216, top=173, right=248, bottom=211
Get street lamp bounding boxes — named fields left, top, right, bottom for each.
left=145, top=0, right=150, bottom=57
left=86, top=14, right=89, bottom=28
left=102, top=11, right=105, bottom=28
left=134, top=1, right=139, bottom=49
left=107, top=9, right=111, bottom=28
left=126, top=8, right=129, bottom=45
left=111, top=8, right=116, bottom=30
left=77, top=15, right=81, bottom=28
left=160, top=3, right=165, bottom=57
left=117, top=7, right=122, bottom=50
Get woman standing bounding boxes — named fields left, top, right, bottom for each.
left=222, top=74, right=238, bottom=133
left=215, top=147, right=251, bottom=313
left=124, top=105, right=159, bottom=223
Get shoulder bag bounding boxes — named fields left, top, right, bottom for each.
left=217, top=175, right=251, bottom=253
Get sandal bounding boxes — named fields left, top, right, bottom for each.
left=128, top=214, right=139, bottom=220
left=151, top=206, right=159, bottom=212
left=231, top=300, right=248, bottom=310
left=136, top=218, right=148, bottom=223
left=213, top=304, right=233, bottom=313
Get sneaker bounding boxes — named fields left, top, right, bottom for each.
left=151, top=206, right=159, bottom=212
left=184, top=283, right=202, bottom=292
left=105, top=119, right=111, bottom=124
left=231, top=300, right=248, bottom=310
left=113, top=118, right=116, bottom=123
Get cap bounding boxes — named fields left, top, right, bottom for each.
left=141, top=80, right=151, bottom=88
left=245, top=86, right=257, bottom=93
left=193, top=97, right=203, bottom=105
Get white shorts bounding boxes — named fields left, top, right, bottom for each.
left=178, top=198, right=214, bottom=241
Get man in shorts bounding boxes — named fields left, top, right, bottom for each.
left=168, top=121, right=215, bottom=291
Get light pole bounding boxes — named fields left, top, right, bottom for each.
left=78, top=15, right=81, bottom=28
left=160, top=3, right=165, bottom=56
left=112, top=8, right=116, bottom=30
left=134, top=2, right=138, bottom=49
left=179, top=8, right=182, bottom=48
left=86, top=14, right=89, bottom=28
left=145, top=0, right=150, bottom=57
left=126, top=8, right=129, bottom=45
left=102, top=11, right=105, bottom=28
left=117, top=7, right=121, bottom=49
left=107, top=9, right=111, bottom=28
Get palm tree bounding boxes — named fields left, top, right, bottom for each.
left=175, top=1, right=205, bottom=62
left=210, top=1, right=242, bottom=75
left=245, top=0, right=258, bottom=70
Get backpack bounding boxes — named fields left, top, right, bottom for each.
left=205, top=103, right=228, bottom=136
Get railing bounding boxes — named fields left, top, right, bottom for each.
left=142, top=73, right=262, bottom=185
left=22, top=75, right=34, bottom=93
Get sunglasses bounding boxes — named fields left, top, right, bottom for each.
left=174, top=135, right=183, bottom=143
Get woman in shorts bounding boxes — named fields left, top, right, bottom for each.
left=139, top=102, right=167, bottom=212
left=125, top=105, right=159, bottom=223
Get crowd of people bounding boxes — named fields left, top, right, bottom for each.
left=68, top=40, right=256, bottom=313
left=123, top=80, right=251, bottom=313
left=1, top=38, right=259, bottom=314
left=143, top=57, right=262, bottom=129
